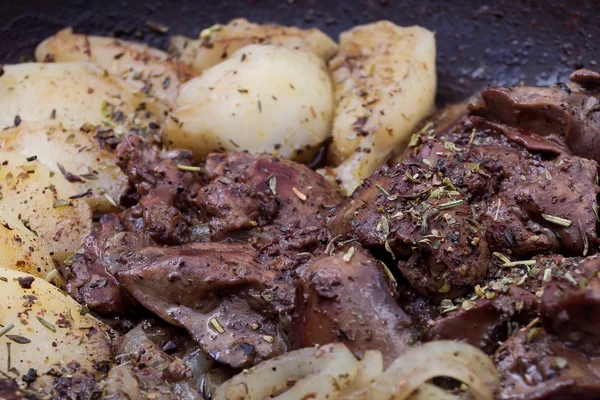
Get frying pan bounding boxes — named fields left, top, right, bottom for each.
left=0, top=0, right=598, bottom=105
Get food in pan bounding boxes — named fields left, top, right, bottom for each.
left=0, top=16, right=599, bottom=400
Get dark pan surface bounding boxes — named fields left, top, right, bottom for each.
left=1, top=0, right=598, bottom=105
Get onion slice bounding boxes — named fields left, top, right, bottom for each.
left=408, top=383, right=459, bottom=400
left=213, top=341, right=499, bottom=400
left=341, top=350, right=384, bottom=395
left=340, top=341, right=499, bottom=400
left=213, top=343, right=359, bottom=400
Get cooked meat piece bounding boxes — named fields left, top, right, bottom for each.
left=194, top=180, right=278, bottom=237
left=31, top=360, right=106, bottom=400
left=496, top=328, right=600, bottom=400
left=473, top=146, right=554, bottom=255
left=116, top=136, right=202, bottom=244
left=540, top=255, right=600, bottom=356
left=429, top=104, right=553, bottom=159
left=478, top=150, right=599, bottom=257
left=116, top=135, right=197, bottom=204
left=196, top=152, right=342, bottom=240
left=60, top=213, right=143, bottom=315
left=424, top=285, right=538, bottom=354
left=429, top=104, right=600, bottom=257
left=105, top=326, right=202, bottom=399
left=329, top=139, right=490, bottom=299
left=64, top=139, right=336, bottom=316
left=469, top=85, right=600, bottom=163
left=570, top=68, right=600, bottom=91
left=471, top=117, right=566, bottom=155
left=116, top=242, right=294, bottom=368
left=291, top=245, right=413, bottom=366
left=0, top=378, right=38, bottom=400
left=395, top=280, right=438, bottom=335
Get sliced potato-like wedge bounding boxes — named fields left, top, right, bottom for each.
left=164, top=44, right=334, bottom=161
left=0, top=151, right=92, bottom=264
left=0, top=121, right=128, bottom=213
left=0, top=212, right=58, bottom=282
left=323, top=21, right=436, bottom=194
left=170, top=18, right=338, bottom=74
left=0, top=267, right=114, bottom=380
left=35, top=28, right=186, bottom=106
left=0, top=62, right=165, bottom=133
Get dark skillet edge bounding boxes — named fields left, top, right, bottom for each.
left=0, top=0, right=599, bottom=106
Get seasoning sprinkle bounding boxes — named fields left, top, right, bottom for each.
left=69, top=189, right=92, bottom=200
left=408, top=133, right=420, bottom=147
left=376, top=184, right=390, bottom=198
left=503, top=260, right=536, bottom=268
left=438, top=199, right=463, bottom=210
left=0, top=323, right=14, bottom=338
left=6, top=342, right=10, bottom=371
left=352, top=311, right=365, bottom=325
left=438, top=280, right=451, bottom=293
left=493, top=252, right=511, bottom=264
left=325, top=235, right=343, bottom=256
left=542, top=214, right=572, bottom=227
left=440, top=300, right=459, bottom=314
left=474, top=285, right=485, bottom=298
left=342, top=246, right=355, bottom=262
left=384, top=238, right=395, bottom=260
left=6, top=334, right=31, bottom=344
left=250, top=322, right=259, bottom=330
left=176, top=164, right=201, bottom=172
left=268, top=175, right=277, bottom=195
left=146, top=20, right=169, bottom=33
left=209, top=317, right=225, bottom=334
left=36, top=317, right=56, bottom=332
left=103, top=193, right=118, bottom=208
left=405, top=171, right=421, bottom=183
left=555, top=357, right=568, bottom=369
left=380, top=261, right=397, bottom=285
left=263, top=335, right=274, bottom=343
left=199, top=24, right=223, bottom=40
left=527, top=327, right=540, bottom=343
left=390, top=211, right=404, bottom=220
left=292, top=187, right=307, bottom=201
left=564, top=272, right=578, bottom=286
left=575, top=219, right=588, bottom=257
left=493, top=198, right=502, bottom=221
left=444, top=141, right=461, bottom=152
left=428, top=188, right=444, bottom=200
left=52, top=199, right=71, bottom=208
left=462, top=300, right=476, bottom=310
left=442, top=177, right=456, bottom=191
left=57, top=163, right=84, bottom=183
